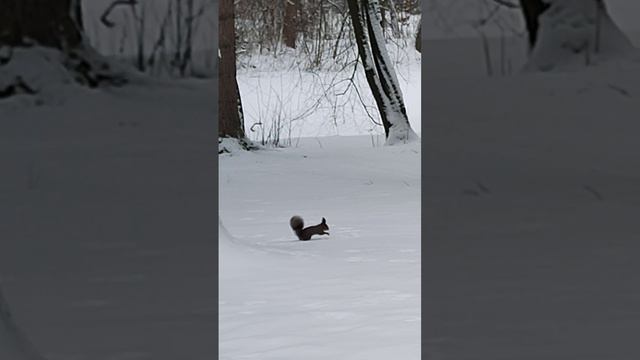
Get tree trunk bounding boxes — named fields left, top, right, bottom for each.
left=347, top=0, right=418, bottom=145
left=283, top=0, right=300, bottom=49
left=0, top=0, right=126, bottom=96
left=415, top=18, right=422, bottom=53
left=219, top=0, right=247, bottom=140
left=73, top=0, right=84, bottom=31
left=522, top=0, right=634, bottom=71
left=519, top=0, right=550, bottom=49
left=0, top=0, right=82, bottom=49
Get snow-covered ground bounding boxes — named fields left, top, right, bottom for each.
left=0, top=79, right=216, bottom=360
left=220, top=27, right=422, bottom=359
left=219, top=136, right=420, bottom=359
left=424, top=36, right=640, bottom=358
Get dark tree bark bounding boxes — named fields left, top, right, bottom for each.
left=0, top=0, right=126, bottom=96
left=415, top=18, right=421, bottom=53
left=0, top=0, right=82, bottom=49
left=219, top=0, right=247, bottom=140
left=72, top=0, right=84, bottom=32
left=347, top=0, right=418, bottom=144
left=519, top=0, right=550, bottom=49
left=283, top=0, right=300, bottom=49
left=520, top=0, right=632, bottom=71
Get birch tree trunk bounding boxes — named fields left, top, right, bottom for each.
left=347, top=0, right=419, bottom=145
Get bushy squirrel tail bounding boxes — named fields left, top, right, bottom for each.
left=290, top=215, right=304, bottom=231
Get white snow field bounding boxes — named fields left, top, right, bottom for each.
left=237, top=47, right=422, bottom=142
left=0, top=79, right=216, bottom=360
left=424, top=37, right=640, bottom=358
left=219, top=136, right=421, bottom=359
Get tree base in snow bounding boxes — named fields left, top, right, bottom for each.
left=385, top=125, right=420, bottom=146
left=219, top=137, right=260, bottom=154
left=0, top=45, right=130, bottom=100
left=524, top=1, right=637, bottom=72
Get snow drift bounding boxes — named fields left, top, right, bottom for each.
left=526, top=0, right=638, bottom=71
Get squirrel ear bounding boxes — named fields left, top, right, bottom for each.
left=322, top=217, right=326, bottom=223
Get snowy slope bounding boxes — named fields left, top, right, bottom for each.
left=219, top=136, right=420, bottom=359
left=424, top=58, right=640, bottom=359
left=0, top=80, right=216, bottom=360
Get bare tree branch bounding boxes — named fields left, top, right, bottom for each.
left=491, top=0, right=520, bottom=9
left=101, top=0, right=138, bottom=28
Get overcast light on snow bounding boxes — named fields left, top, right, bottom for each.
left=219, top=11, right=422, bottom=360
left=1, top=76, right=217, bottom=359
left=423, top=2, right=640, bottom=358
left=237, top=48, right=421, bottom=140
left=219, top=136, right=421, bottom=359
left=1, top=0, right=218, bottom=355
left=10, top=1, right=640, bottom=358
left=423, top=0, right=640, bottom=46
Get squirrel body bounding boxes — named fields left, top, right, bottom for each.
left=290, top=215, right=329, bottom=241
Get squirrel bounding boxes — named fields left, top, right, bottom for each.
left=290, top=215, right=329, bottom=241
